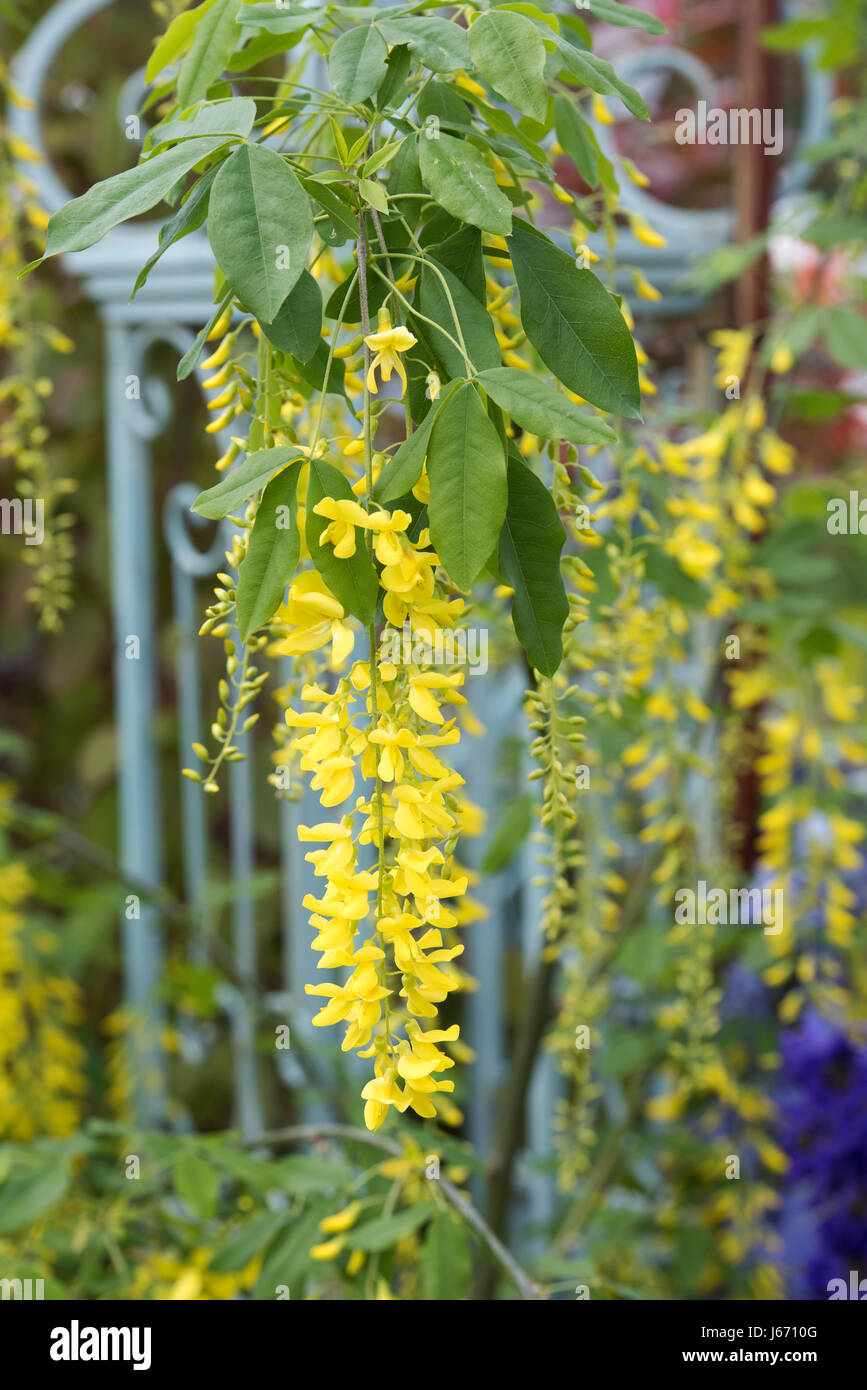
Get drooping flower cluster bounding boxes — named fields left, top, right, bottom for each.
left=275, top=510, right=477, bottom=1130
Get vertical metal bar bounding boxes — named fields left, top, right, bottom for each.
left=104, top=319, right=165, bottom=1125
left=228, top=719, right=265, bottom=1140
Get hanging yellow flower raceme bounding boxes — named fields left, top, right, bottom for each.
left=279, top=507, right=478, bottom=1130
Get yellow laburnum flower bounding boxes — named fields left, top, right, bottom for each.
left=364, top=313, right=417, bottom=394
left=313, top=496, right=372, bottom=558
left=368, top=508, right=412, bottom=566
left=270, top=570, right=354, bottom=667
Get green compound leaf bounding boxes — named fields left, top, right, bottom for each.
left=508, top=219, right=641, bottom=418
left=498, top=455, right=569, bottom=676
left=427, top=383, right=507, bottom=591
left=208, top=143, right=313, bottom=323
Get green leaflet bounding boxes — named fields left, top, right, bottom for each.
left=239, top=3, right=327, bottom=33
left=328, top=24, right=389, bottom=104
left=376, top=15, right=469, bottom=73
left=148, top=97, right=257, bottom=150
left=145, top=0, right=219, bottom=83
left=0, top=1162, right=69, bottom=1235
left=235, top=462, right=302, bottom=640
left=427, top=383, right=507, bottom=591
left=590, top=0, right=666, bottom=35
left=208, top=144, right=313, bottom=323
left=418, top=258, right=500, bottom=378
left=173, top=1151, right=218, bottom=1222
left=177, top=0, right=243, bottom=107
left=475, top=367, right=617, bottom=445
left=44, top=136, right=230, bottom=258
left=499, top=456, right=568, bottom=676
left=349, top=1202, right=437, bottom=1252
left=192, top=445, right=301, bottom=519
left=177, top=290, right=233, bottom=381
left=508, top=219, right=641, bottom=418
left=131, top=164, right=218, bottom=300
left=430, top=225, right=485, bottom=303
left=261, top=270, right=323, bottom=362
left=468, top=10, right=547, bottom=124
left=208, top=1212, right=291, bottom=1275
left=826, top=306, right=867, bottom=368
left=553, top=94, right=599, bottom=188
left=551, top=35, right=650, bottom=121
left=420, top=1212, right=473, bottom=1300
left=373, top=381, right=460, bottom=503
left=305, top=457, right=379, bottom=623
left=419, top=132, right=512, bottom=238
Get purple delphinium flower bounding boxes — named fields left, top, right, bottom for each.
left=777, top=1012, right=867, bottom=1299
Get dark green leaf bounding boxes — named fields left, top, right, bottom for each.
left=177, top=289, right=233, bottom=380
left=431, top=225, right=485, bottom=303
left=498, top=456, right=568, bottom=675
left=476, top=367, right=617, bottom=444
left=329, top=24, right=389, bottom=104
left=208, top=143, right=313, bottom=323
left=418, top=258, right=499, bottom=378
left=374, top=381, right=459, bottom=502
left=131, top=165, right=219, bottom=300
left=552, top=35, right=650, bottom=120
left=468, top=10, right=547, bottom=124
left=192, top=445, right=301, bottom=518
left=261, top=270, right=322, bottom=361
left=236, top=462, right=302, bottom=639
left=509, top=219, right=640, bottom=417
left=428, top=383, right=507, bottom=590
left=419, top=131, right=512, bottom=237
left=554, top=94, right=599, bottom=187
